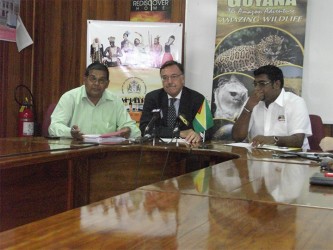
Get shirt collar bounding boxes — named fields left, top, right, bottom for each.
left=81, top=85, right=114, bottom=104
left=274, top=88, right=285, bottom=107
left=167, top=90, right=182, bottom=100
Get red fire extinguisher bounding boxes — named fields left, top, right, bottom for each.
left=18, top=97, right=34, bottom=137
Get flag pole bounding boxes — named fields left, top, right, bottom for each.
left=202, top=131, right=206, bottom=143
left=200, top=131, right=208, bottom=149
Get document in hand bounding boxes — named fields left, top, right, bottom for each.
left=82, top=130, right=126, bottom=144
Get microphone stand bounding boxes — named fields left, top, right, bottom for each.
left=152, top=124, right=157, bottom=146
left=199, top=131, right=208, bottom=149
left=150, top=123, right=165, bottom=146
left=169, top=125, right=181, bottom=147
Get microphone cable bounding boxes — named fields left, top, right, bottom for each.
left=160, top=149, right=170, bottom=180
left=134, top=146, right=144, bottom=187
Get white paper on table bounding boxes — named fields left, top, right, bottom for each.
left=161, top=138, right=189, bottom=144
left=82, top=134, right=126, bottom=144
left=224, top=142, right=300, bottom=152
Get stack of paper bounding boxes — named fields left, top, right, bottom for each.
left=82, top=131, right=126, bottom=144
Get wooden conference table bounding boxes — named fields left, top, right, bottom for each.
left=0, top=137, right=333, bottom=249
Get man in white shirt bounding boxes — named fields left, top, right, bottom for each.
left=232, top=65, right=312, bottom=150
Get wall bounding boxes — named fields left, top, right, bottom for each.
left=0, top=0, right=185, bottom=137
left=1, top=0, right=332, bottom=138
left=302, top=0, right=333, bottom=124
left=184, top=0, right=217, bottom=103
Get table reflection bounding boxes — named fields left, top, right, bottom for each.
left=248, top=161, right=306, bottom=203
left=80, top=181, right=180, bottom=238
left=209, top=160, right=306, bottom=203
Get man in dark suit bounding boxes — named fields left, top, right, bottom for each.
left=140, top=60, right=204, bottom=143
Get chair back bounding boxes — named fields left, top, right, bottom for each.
left=308, top=114, right=325, bottom=151
left=42, top=103, right=57, bottom=137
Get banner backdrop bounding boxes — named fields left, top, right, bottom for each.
left=211, top=0, right=308, bottom=140
left=87, top=20, right=182, bottom=117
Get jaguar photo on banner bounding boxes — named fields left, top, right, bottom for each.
left=87, top=20, right=182, bottom=122
left=211, top=0, right=308, bottom=140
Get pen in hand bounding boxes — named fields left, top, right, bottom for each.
left=71, top=125, right=83, bottom=140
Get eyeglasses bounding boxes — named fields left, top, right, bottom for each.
left=161, top=74, right=183, bottom=82
left=87, top=75, right=108, bottom=85
left=253, top=80, right=272, bottom=88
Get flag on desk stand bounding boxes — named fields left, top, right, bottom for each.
left=192, top=99, right=214, bottom=143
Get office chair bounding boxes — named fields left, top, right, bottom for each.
left=308, top=114, right=325, bottom=151
left=42, top=103, right=57, bottom=137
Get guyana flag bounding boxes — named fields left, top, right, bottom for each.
left=192, top=99, right=214, bottom=132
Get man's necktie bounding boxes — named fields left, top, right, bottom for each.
left=167, top=98, right=177, bottom=128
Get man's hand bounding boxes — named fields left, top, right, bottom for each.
left=246, top=88, right=264, bottom=111
left=251, top=135, right=274, bottom=147
left=180, top=129, right=202, bottom=143
left=71, top=125, right=84, bottom=140
left=118, top=127, right=131, bottom=139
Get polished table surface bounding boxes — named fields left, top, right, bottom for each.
left=140, top=158, right=333, bottom=209
left=0, top=137, right=332, bottom=249
left=1, top=189, right=333, bottom=249
left=0, top=137, right=239, bottom=232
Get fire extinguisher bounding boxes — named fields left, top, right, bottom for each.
left=15, top=85, right=36, bottom=137
left=18, top=97, right=34, bottom=137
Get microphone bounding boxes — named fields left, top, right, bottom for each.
left=173, top=113, right=189, bottom=133
left=178, top=113, right=189, bottom=126
left=144, top=109, right=162, bottom=135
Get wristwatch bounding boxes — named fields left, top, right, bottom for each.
left=274, top=136, right=279, bottom=145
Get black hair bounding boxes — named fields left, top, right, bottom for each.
left=253, top=65, right=284, bottom=88
left=160, top=60, right=184, bottom=75
left=85, top=62, right=109, bottom=80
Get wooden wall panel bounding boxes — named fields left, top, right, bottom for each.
left=0, top=0, right=34, bottom=137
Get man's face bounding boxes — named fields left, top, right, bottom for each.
left=84, top=69, right=109, bottom=101
left=134, top=38, right=140, bottom=46
left=253, top=74, right=279, bottom=103
left=161, top=65, right=184, bottom=97
left=110, top=41, right=115, bottom=47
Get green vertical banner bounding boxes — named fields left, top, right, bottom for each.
left=210, top=0, right=308, bottom=140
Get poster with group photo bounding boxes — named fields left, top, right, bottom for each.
left=211, top=0, right=308, bottom=141
left=87, top=20, right=182, bottom=119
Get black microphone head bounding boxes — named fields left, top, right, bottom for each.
left=144, top=133, right=152, bottom=138
left=173, top=126, right=180, bottom=133
left=145, top=109, right=162, bottom=133
left=151, top=108, right=162, bottom=118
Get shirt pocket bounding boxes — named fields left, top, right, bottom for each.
left=273, top=114, right=288, bottom=135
